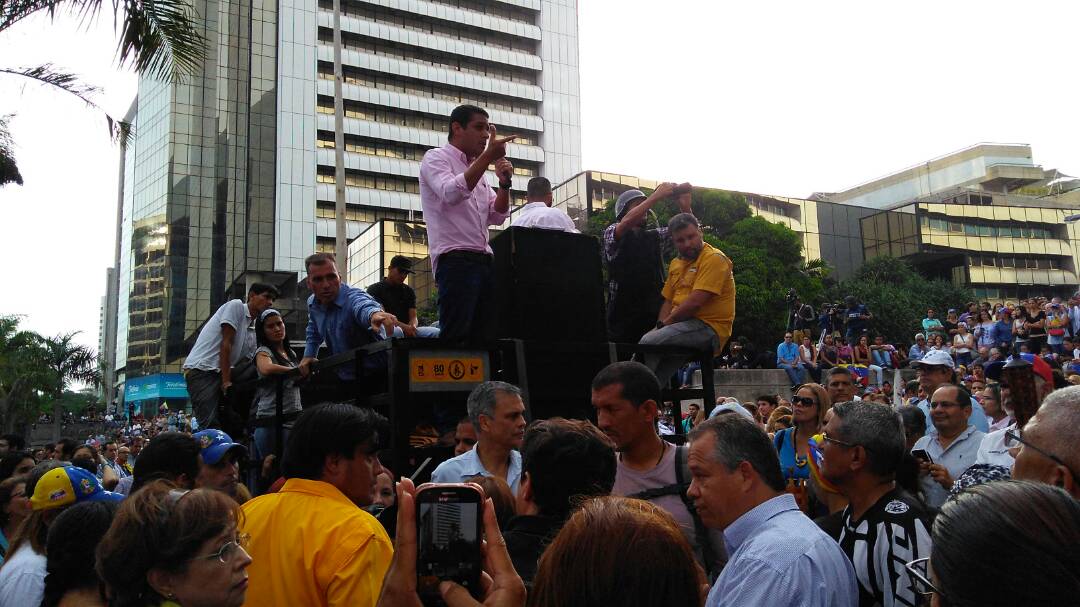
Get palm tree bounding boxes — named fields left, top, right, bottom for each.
left=0, top=0, right=206, bottom=186
left=0, top=316, right=51, bottom=434
left=41, top=332, right=101, bottom=442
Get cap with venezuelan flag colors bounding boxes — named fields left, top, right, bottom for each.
left=30, top=466, right=124, bottom=511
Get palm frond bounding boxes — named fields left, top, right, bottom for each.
left=117, top=0, right=205, bottom=82
left=0, top=0, right=64, bottom=34
left=0, top=115, right=23, bottom=186
left=0, top=65, right=133, bottom=146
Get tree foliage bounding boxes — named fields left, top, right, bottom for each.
left=826, top=256, right=975, bottom=346
left=0, top=0, right=206, bottom=186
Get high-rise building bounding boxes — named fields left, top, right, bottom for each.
left=111, top=0, right=582, bottom=401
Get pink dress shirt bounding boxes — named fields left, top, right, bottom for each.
left=419, top=143, right=508, bottom=273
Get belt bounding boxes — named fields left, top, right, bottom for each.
left=440, top=249, right=492, bottom=264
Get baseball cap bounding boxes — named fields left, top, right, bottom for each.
left=193, top=430, right=247, bottom=466
left=910, top=350, right=955, bottom=369
left=614, top=189, right=647, bottom=220
left=389, top=255, right=414, bottom=274
left=30, top=466, right=124, bottom=511
left=708, top=402, right=756, bottom=421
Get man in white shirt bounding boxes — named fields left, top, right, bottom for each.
left=510, top=177, right=578, bottom=233
left=183, top=283, right=278, bottom=429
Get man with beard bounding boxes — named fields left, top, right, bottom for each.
left=603, top=184, right=694, bottom=344
left=639, top=213, right=735, bottom=385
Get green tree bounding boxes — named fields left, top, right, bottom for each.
left=827, top=256, right=974, bottom=345
left=0, top=0, right=206, bottom=186
left=0, top=316, right=51, bottom=434
left=41, top=332, right=101, bottom=442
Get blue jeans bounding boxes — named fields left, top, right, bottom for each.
left=872, top=350, right=892, bottom=369
left=435, top=253, right=496, bottom=341
left=253, top=426, right=290, bottom=461
left=778, top=362, right=805, bottom=386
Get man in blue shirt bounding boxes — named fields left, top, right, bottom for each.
left=910, top=350, right=989, bottom=434
left=776, top=332, right=804, bottom=386
left=992, top=308, right=1014, bottom=352
left=431, top=381, right=526, bottom=494
left=843, top=296, right=872, bottom=345
left=908, top=333, right=928, bottom=362
left=299, top=253, right=398, bottom=383
left=687, top=414, right=857, bottom=607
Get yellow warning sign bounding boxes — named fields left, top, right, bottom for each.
left=410, top=357, right=485, bottom=383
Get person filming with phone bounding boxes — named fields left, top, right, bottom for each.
left=419, top=104, right=516, bottom=342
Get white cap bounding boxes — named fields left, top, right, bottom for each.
left=910, top=349, right=955, bottom=369
left=708, top=402, right=756, bottom=421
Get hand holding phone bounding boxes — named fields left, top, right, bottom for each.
left=375, top=479, right=526, bottom=607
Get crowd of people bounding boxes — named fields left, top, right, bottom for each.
left=1, top=104, right=1075, bottom=606
left=0, top=351, right=1074, bottom=606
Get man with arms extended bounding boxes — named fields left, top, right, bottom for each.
left=639, top=213, right=735, bottom=385
left=603, top=184, right=694, bottom=344
left=183, top=283, right=278, bottom=429
left=365, top=255, right=439, bottom=339
left=593, top=361, right=724, bottom=578
left=911, top=384, right=985, bottom=508
left=241, top=403, right=392, bottom=607
left=419, top=104, right=515, bottom=341
left=431, top=381, right=526, bottom=494
left=298, top=253, right=397, bottom=395
left=510, top=176, right=578, bottom=232
left=687, top=414, right=857, bottom=606
left=821, top=401, right=932, bottom=607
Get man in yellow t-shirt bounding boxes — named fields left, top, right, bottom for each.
left=639, top=213, right=735, bottom=385
left=240, top=403, right=393, bottom=607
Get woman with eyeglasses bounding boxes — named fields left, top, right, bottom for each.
left=906, top=480, right=1080, bottom=606
left=0, top=475, right=30, bottom=566
left=96, top=481, right=252, bottom=607
left=772, top=383, right=832, bottom=514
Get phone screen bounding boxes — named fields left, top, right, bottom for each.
left=416, top=485, right=483, bottom=603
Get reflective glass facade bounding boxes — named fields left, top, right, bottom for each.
left=347, top=219, right=436, bottom=304
left=861, top=199, right=1080, bottom=301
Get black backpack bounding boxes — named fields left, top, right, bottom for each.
left=626, top=445, right=719, bottom=576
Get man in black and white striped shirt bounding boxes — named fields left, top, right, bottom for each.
left=821, top=401, right=933, bottom=607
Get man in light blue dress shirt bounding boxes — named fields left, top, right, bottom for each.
left=687, top=414, right=857, bottom=607
left=431, top=381, right=526, bottom=495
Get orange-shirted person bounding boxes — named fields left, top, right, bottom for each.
left=639, top=212, right=735, bottom=385
left=240, top=403, right=392, bottom=607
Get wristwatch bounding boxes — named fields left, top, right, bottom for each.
left=499, top=180, right=512, bottom=190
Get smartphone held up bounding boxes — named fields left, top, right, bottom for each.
left=415, top=483, right=485, bottom=606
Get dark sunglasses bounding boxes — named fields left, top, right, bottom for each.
left=791, top=396, right=817, bottom=407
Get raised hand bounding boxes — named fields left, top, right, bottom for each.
left=494, top=158, right=513, bottom=182
left=484, top=125, right=516, bottom=161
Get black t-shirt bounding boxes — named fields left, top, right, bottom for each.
left=503, top=515, right=564, bottom=589
left=366, top=281, right=416, bottom=322
left=838, top=488, right=932, bottom=607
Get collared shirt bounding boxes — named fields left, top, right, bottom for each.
left=419, top=143, right=508, bottom=273
left=304, top=284, right=384, bottom=380
left=183, top=299, right=255, bottom=371
left=975, top=422, right=1016, bottom=467
left=915, top=396, right=989, bottom=435
left=510, top=201, right=578, bottom=232
left=777, top=341, right=800, bottom=365
left=240, top=478, right=393, bottom=607
left=430, top=444, right=522, bottom=495
left=706, top=493, right=858, bottom=607
left=908, top=344, right=927, bottom=361
left=912, top=425, right=986, bottom=508
left=662, top=242, right=735, bottom=346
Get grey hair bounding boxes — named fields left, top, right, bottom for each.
left=467, top=381, right=523, bottom=430
left=831, top=401, right=906, bottom=478
left=1031, top=385, right=1080, bottom=474
left=667, top=212, right=699, bottom=233
left=688, top=414, right=785, bottom=492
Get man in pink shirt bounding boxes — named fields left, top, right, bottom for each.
left=419, top=104, right=515, bottom=341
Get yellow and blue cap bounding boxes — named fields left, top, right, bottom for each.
left=30, top=466, right=124, bottom=511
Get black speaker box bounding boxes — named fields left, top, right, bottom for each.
left=491, top=227, right=607, bottom=343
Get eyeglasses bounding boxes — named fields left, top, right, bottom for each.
left=791, top=396, right=817, bottom=407
left=821, top=432, right=856, bottom=448
left=904, top=557, right=943, bottom=598
left=189, top=533, right=251, bottom=564
left=1004, top=428, right=1076, bottom=481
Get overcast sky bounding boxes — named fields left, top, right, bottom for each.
left=1, top=0, right=1078, bottom=352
